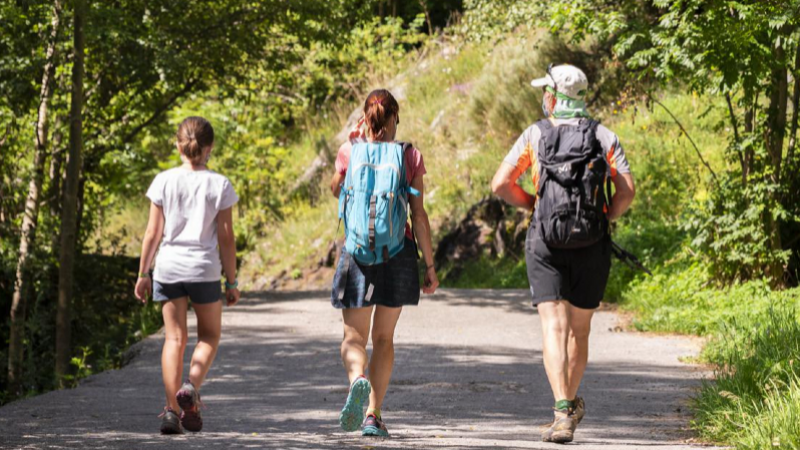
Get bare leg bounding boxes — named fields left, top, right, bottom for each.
left=188, top=300, right=223, bottom=389
left=341, top=307, right=373, bottom=384
left=367, top=306, right=403, bottom=412
left=537, top=300, right=571, bottom=402
left=567, top=305, right=594, bottom=399
left=161, top=298, right=189, bottom=411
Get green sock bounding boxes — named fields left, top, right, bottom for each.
left=367, top=408, right=381, bottom=419
left=554, top=399, right=575, bottom=411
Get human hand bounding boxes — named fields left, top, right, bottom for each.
left=226, top=287, right=240, bottom=307
left=134, top=277, right=152, bottom=304
left=422, top=266, right=439, bottom=294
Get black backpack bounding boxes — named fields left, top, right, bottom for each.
left=534, top=119, right=611, bottom=249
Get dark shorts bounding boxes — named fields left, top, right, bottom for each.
left=331, top=238, right=420, bottom=309
left=153, top=280, right=222, bottom=304
left=525, top=224, right=611, bottom=310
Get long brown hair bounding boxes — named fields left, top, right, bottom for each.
left=363, top=89, right=399, bottom=141
left=176, top=116, right=214, bottom=164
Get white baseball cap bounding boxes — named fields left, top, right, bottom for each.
left=530, top=64, right=589, bottom=99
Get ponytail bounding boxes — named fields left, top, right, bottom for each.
left=364, top=89, right=399, bottom=141
left=176, top=116, right=214, bottom=164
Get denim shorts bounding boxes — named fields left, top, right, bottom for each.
left=153, top=280, right=222, bottom=304
left=331, top=238, right=420, bottom=309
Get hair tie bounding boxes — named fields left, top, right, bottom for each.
left=370, top=97, right=383, bottom=105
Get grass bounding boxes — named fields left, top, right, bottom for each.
left=691, top=303, right=800, bottom=448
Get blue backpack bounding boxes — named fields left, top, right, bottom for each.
left=338, top=141, right=419, bottom=265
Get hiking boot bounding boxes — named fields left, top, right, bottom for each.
left=339, top=376, right=371, bottom=432
left=574, top=396, right=586, bottom=424
left=176, top=381, right=204, bottom=432
left=541, top=409, right=577, bottom=444
left=159, top=407, right=182, bottom=435
left=362, top=413, right=389, bottom=437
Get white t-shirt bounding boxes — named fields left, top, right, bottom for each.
left=146, top=167, right=238, bottom=283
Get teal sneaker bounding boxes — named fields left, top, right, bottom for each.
left=362, top=413, right=389, bottom=437
left=339, top=376, right=371, bottom=432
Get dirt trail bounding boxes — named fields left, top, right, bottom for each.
left=0, top=289, right=711, bottom=449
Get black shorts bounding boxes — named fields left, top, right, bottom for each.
left=525, top=224, right=611, bottom=310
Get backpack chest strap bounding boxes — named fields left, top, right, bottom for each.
left=369, top=195, right=377, bottom=251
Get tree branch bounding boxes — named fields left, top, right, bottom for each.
left=649, top=94, right=719, bottom=186
left=725, top=92, right=747, bottom=183
left=121, top=79, right=198, bottom=144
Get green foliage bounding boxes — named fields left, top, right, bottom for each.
left=687, top=175, right=793, bottom=283
left=457, top=0, right=541, bottom=42
left=624, top=261, right=778, bottom=334
left=440, top=256, right=528, bottom=289
left=693, top=305, right=800, bottom=447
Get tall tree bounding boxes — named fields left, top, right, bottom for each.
left=7, top=0, right=63, bottom=396
left=56, top=0, right=85, bottom=380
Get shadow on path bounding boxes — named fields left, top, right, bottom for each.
left=0, top=289, right=708, bottom=449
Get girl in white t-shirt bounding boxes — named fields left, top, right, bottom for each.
left=134, top=116, right=240, bottom=435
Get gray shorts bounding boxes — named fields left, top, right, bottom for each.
left=153, top=280, right=222, bottom=304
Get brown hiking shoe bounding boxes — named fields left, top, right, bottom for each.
left=574, top=396, right=586, bottom=424
left=541, top=409, right=577, bottom=444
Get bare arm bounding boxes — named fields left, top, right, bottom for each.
left=491, top=162, right=535, bottom=210
left=409, top=174, right=439, bottom=294
left=607, top=173, right=635, bottom=221
left=217, top=207, right=240, bottom=306
left=330, top=172, right=344, bottom=198
left=134, top=202, right=164, bottom=303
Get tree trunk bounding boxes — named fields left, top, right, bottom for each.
left=7, top=0, right=62, bottom=396
left=764, top=35, right=789, bottom=286
left=0, top=124, right=10, bottom=224
left=787, top=42, right=800, bottom=172
left=48, top=115, right=66, bottom=220
left=55, top=0, right=85, bottom=381
left=743, top=94, right=757, bottom=184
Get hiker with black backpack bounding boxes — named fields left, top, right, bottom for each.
left=491, top=64, right=636, bottom=444
left=329, top=89, right=439, bottom=437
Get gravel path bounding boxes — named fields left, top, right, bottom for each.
left=0, top=289, right=711, bottom=449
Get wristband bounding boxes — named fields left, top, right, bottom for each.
left=225, top=279, right=239, bottom=290
left=425, top=265, right=435, bottom=272
left=138, top=272, right=150, bottom=279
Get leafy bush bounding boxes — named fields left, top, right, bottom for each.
left=687, top=174, right=794, bottom=284
left=0, top=253, right=163, bottom=404
left=458, top=0, right=541, bottom=42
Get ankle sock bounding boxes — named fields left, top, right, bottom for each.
left=366, top=408, right=381, bottom=419
left=554, top=399, right=575, bottom=411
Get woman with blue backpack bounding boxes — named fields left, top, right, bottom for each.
left=329, top=89, right=439, bottom=437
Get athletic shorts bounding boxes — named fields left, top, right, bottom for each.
left=153, top=280, right=222, bottom=304
left=525, top=223, right=611, bottom=310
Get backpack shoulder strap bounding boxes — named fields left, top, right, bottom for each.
left=581, top=119, right=602, bottom=155
left=534, top=119, right=553, bottom=133
left=395, top=141, right=420, bottom=195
